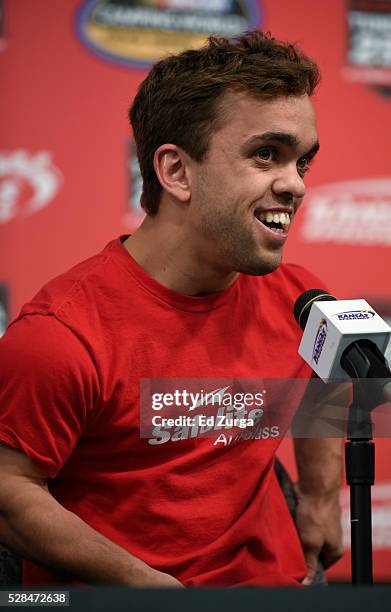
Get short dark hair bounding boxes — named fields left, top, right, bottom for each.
left=129, top=30, right=320, bottom=215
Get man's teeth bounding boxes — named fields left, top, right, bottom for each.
left=257, top=211, right=291, bottom=228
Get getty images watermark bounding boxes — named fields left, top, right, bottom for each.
left=140, top=378, right=391, bottom=445
left=141, top=380, right=275, bottom=446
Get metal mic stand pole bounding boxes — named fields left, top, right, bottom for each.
left=345, top=379, right=374, bottom=585
left=341, top=340, right=391, bottom=584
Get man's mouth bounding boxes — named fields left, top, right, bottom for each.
left=254, top=210, right=291, bottom=234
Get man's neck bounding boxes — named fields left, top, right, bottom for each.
left=123, top=216, right=238, bottom=297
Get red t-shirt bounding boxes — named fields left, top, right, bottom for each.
left=0, top=236, right=324, bottom=586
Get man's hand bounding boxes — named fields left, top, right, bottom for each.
left=294, top=483, right=343, bottom=585
left=293, top=381, right=349, bottom=585
left=135, top=567, right=185, bottom=588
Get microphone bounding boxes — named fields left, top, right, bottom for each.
left=294, top=289, right=391, bottom=403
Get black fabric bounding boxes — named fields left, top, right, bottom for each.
left=0, top=544, right=22, bottom=585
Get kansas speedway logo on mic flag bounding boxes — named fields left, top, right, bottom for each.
left=312, top=318, right=328, bottom=365
left=334, top=309, right=376, bottom=321
left=76, top=0, right=262, bottom=68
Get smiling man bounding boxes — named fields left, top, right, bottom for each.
left=0, top=32, right=343, bottom=587
left=126, top=90, right=319, bottom=288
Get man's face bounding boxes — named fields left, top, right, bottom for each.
left=186, top=92, right=319, bottom=276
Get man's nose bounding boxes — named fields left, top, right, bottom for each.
left=272, top=164, right=306, bottom=201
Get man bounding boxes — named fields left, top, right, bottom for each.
left=0, top=31, right=343, bottom=587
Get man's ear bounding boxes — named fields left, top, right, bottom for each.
left=153, top=144, right=191, bottom=203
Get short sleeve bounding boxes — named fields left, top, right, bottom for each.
left=283, top=263, right=332, bottom=297
left=0, top=314, right=100, bottom=478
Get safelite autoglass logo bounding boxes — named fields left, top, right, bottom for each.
left=0, top=150, right=62, bottom=224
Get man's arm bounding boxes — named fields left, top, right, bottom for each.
left=294, top=437, right=344, bottom=585
left=292, top=382, right=349, bottom=585
left=0, top=444, right=183, bottom=587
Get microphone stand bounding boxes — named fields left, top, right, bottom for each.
left=341, top=340, right=390, bottom=585
left=346, top=381, right=375, bottom=584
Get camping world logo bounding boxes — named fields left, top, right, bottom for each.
left=76, top=0, right=262, bottom=68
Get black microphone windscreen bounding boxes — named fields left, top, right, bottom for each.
left=294, top=289, right=337, bottom=331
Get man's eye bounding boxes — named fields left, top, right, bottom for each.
left=255, top=148, right=274, bottom=161
left=297, top=157, right=310, bottom=173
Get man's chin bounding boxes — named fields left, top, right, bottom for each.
left=239, top=252, right=283, bottom=277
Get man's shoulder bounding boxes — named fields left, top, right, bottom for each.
left=241, top=263, right=328, bottom=310
left=17, top=237, right=128, bottom=321
left=244, top=262, right=326, bottom=292
left=274, top=262, right=327, bottom=291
